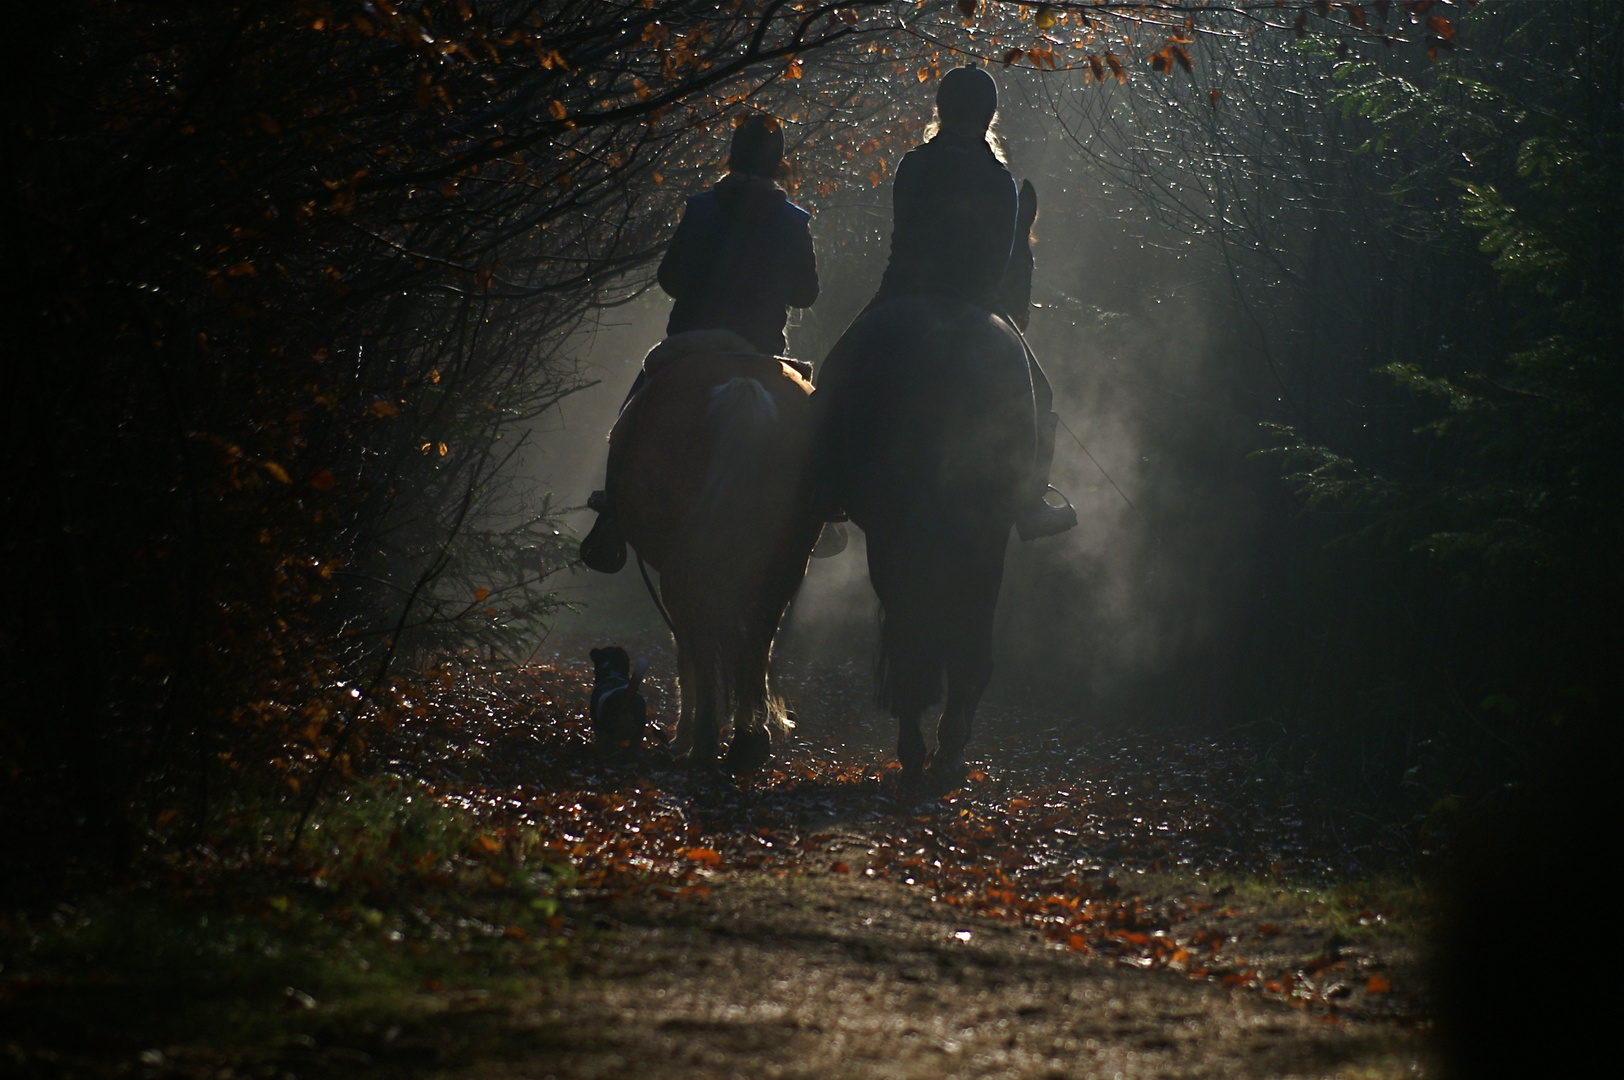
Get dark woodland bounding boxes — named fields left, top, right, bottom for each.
left=2, top=2, right=1619, bottom=1077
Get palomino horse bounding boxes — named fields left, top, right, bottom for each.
left=607, top=330, right=824, bottom=771
left=814, top=294, right=1034, bottom=791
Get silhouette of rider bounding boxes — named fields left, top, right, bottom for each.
left=872, top=65, right=1076, bottom=541
left=580, top=115, right=820, bottom=573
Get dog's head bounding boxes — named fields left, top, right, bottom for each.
left=589, top=646, right=632, bottom=682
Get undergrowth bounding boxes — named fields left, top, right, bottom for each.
left=0, top=779, right=578, bottom=1064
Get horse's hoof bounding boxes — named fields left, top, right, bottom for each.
left=924, top=757, right=967, bottom=796
left=895, top=763, right=926, bottom=795
left=684, top=744, right=719, bottom=764
left=725, top=728, right=772, bottom=774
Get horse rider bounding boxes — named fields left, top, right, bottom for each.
left=869, top=65, right=1077, bottom=541
left=580, top=114, right=820, bottom=573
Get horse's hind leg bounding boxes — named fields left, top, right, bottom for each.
left=724, top=633, right=773, bottom=774
left=686, top=637, right=722, bottom=765
left=928, top=533, right=1006, bottom=792
left=726, top=548, right=808, bottom=774
left=929, top=665, right=989, bottom=792
left=672, top=640, right=697, bottom=756
left=897, top=710, right=928, bottom=783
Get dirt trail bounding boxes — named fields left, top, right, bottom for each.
left=336, top=641, right=1427, bottom=1079
left=4, top=644, right=1432, bottom=1079
left=497, top=870, right=1419, bottom=1080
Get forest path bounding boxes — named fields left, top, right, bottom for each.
left=4, top=644, right=1431, bottom=1079
left=461, top=867, right=1420, bottom=1080
left=354, top=639, right=1427, bottom=1078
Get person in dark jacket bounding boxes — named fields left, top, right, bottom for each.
left=872, top=65, right=1075, bottom=541
left=659, top=118, right=819, bottom=355
left=580, top=115, right=820, bottom=573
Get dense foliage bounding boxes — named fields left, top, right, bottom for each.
left=1260, top=3, right=1621, bottom=787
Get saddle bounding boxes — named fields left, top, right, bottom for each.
left=642, top=329, right=814, bottom=384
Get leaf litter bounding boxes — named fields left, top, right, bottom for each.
left=377, top=635, right=1427, bottom=1027
left=2, top=635, right=1430, bottom=1078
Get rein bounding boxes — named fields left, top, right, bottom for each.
left=636, top=552, right=678, bottom=636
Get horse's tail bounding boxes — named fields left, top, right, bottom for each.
left=678, top=376, right=794, bottom=735
left=695, top=377, right=779, bottom=527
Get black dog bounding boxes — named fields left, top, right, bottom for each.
left=588, top=646, right=648, bottom=753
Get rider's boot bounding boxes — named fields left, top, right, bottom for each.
left=1015, top=411, right=1078, bottom=542
left=580, top=489, right=627, bottom=573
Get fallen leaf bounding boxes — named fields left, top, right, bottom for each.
left=681, top=847, right=722, bottom=865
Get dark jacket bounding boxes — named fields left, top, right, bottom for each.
left=873, top=130, right=1030, bottom=317
left=658, top=173, right=819, bottom=356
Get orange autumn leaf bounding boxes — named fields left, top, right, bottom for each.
left=681, top=846, right=722, bottom=865
left=1366, top=974, right=1391, bottom=994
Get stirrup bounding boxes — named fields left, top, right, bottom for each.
left=580, top=509, right=626, bottom=573
left=1016, top=486, right=1078, bottom=542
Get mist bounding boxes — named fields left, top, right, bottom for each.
left=527, top=81, right=1268, bottom=736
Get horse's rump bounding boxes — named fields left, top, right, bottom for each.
left=610, top=350, right=814, bottom=574
left=609, top=345, right=821, bottom=744
left=814, top=293, right=1033, bottom=535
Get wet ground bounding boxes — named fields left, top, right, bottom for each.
left=356, top=639, right=1433, bottom=1077
left=382, top=869, right=1421, bottom=1080
left=3, top=641, right=1435, bottom=1079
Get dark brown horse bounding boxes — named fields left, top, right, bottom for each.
left=607, top=331, right=823, bottom=770
left=814, top=294, right=1034, bottom=791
